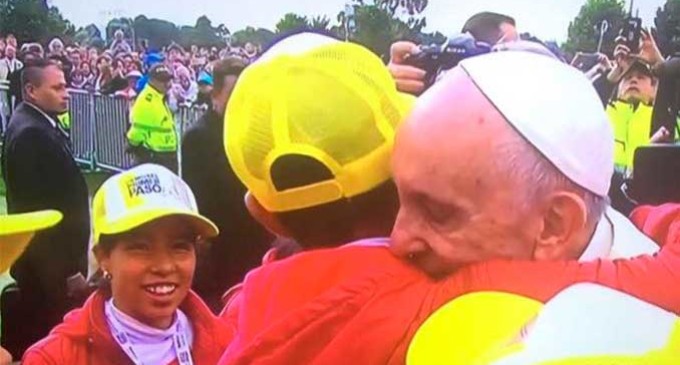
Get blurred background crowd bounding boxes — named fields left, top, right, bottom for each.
left=0, top=30, right=261, bottom=109
left=1, top=0, right=680, bottom=364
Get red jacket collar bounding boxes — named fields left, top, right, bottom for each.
left=50, top=290, right=233, bottom=363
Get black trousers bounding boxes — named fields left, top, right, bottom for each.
left=131, top=147, right=178, bottom=173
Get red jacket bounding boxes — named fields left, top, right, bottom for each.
left=23, top=290, right=233, bottom=365
left=219, top=204, right=680, bottom=365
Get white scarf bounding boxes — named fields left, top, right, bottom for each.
left=105, top=299, right=194, bottom=365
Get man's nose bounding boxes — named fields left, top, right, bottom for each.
left=390, top=211, right=428, bottom=259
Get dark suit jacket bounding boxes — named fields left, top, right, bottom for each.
left=1, top=102, right=90, bottom=345
left=181, top=109, right=272, bottom=311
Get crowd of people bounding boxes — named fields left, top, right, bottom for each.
left=0, top=29, right=262, bottom=109
left=1, top=9, right=680, bottom=365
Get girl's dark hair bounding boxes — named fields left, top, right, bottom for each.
left=88, top=233, right=120, bottom=294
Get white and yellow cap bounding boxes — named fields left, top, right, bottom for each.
left=92, top=164, right=218, bottom=244
left=489, top=284, right=680, bottom=365
left=0, top=210, right=63, bottom=272
left=407, top=292, right=543, bottom=365
left=407, top=285, right=680, bottom=365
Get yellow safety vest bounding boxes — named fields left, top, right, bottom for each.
left=606, top=101, right=653, bottom=171
left=127, top=84, right=177, bottom=153
left=606, top=101, right=680, bottom=171
left=57, top=112, right=70, bottom=132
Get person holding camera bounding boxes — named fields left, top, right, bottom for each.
left=388, top=12, right=518, bottom=95
left=605, top=29, right=669, bottom=172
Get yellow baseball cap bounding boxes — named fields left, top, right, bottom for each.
left=92, top=164, right=218, bottom=244
left=0, top=210, right=63, bottom=272
left=225, top=33, right=415, bottom=212
left=408, top=285, right=680, bottom=365
left=407, top=292, right=543, bottom=365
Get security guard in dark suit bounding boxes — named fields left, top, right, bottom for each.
left=1, top=58, right=89, bottom=359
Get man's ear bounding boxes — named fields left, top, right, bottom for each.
left=244, top=192, right=290, bottom=237
left=533, top=192, right=588, bottom=261
left=23, top=84, right=35, bottom=101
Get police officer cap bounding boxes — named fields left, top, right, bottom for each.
left=149, top=64, right=173, bottom=82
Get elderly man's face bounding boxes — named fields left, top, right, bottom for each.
left=390, top=68, right=542, bottom=279
left=52, top=42, right=63, bottom=55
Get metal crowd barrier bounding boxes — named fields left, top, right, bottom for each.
left=69, top=89, right=95, bottom=167
left=93, top=94, right=135, bottom=171
left=0, top=86, right=204, bottom=173
left=0, top=80, right=9, bottom=136
left=176, top=104, right=206, bottom=136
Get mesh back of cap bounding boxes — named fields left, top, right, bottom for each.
left=226, top=40, right=413, bottom=212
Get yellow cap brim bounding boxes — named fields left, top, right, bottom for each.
left=0, top=210, right=63, bottom=272
left=94, top=208, right=219, bottom=244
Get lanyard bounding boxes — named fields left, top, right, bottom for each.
left=105, top=303, right=194, bottom=365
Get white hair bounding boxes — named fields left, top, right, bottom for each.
left=495, top=127, right=608, bottom=225
left=48, top=38, right=64, bottom=52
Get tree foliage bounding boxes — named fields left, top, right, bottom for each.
left=274, top=13, right=332, bottom=34
left=74, top=24, right=105, bottom=48
left=276, top=13, right=310, bottom=33
left=178, top=16, right=229, bottom=47
left=375, top=0, right=428, bottom=15
left=129, top=15, right=180, bottom=51
left=310, top=16, right=331, bottom=31
left=334, top=0, right=428, bottom=58
left=655, top=0, right=680, bottom=56
left=0, top=0, right=437, bottom=60
left=0, top=0, right=75, bottom=43
left=106, top=17, right=134, bottom=41
left=564, top=0, right=626, bottom=55
left=231, top=26, right=276, bottom=47
left=105, top=15, right=229, bottom=50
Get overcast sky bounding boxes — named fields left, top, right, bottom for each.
left=50, top=0, right=665, bottom=42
